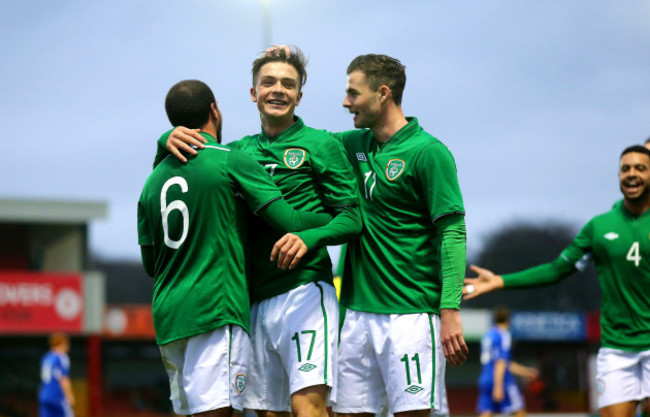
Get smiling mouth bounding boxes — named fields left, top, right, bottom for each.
left=268, top=100, right=286, bottom=107
left=623, top=181, right=642, bottom=193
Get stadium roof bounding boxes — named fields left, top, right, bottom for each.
left=0, top=198, right=108, bottom=224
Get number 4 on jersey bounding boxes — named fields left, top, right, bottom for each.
left=626, top=241, right=641, bottom=267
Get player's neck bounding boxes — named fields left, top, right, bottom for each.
left=201, top=125, right=217, bottom=140
left=624, top=196, right=650, bottom=215
left=261, top=115, right=295, bottom=138
left=372, top=105, right=408, bottom=144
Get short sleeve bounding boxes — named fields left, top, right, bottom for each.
left=137, top=197, right=153, bottom=246
left=416, top=143, right=465, bottom=222
left=312, top=136, right=359, bottom=207
left=228, top=150, right=283, bottom=214
left=559, top=220, right=594, bottom=271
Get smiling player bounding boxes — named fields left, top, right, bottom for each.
left=465, top=145, right=650, bottom=417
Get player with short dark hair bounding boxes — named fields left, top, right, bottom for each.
left=332, top=53, right=469, bottom=417
left=138, top=79, right=336, bottom=417
left=346, top=54, right=406, bottom=105
left=39, top=333, right=75, bottom=417
left=153, top=48, right=361, bottom=417
left=165, top=80, right=218, bottom=130
left=465, top=145, right=650, bottom=417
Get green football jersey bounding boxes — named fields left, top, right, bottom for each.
left=228, top=117, right=359, bottom=301
left=335, top=118, right=465, bottom=314
left=507, top=200, right=650, bottom=351
left=138, top=133, right=283, bottom=345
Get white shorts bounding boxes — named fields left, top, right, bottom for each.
left=159, top=325, right=249, bottom=415
left=334, top=310, right=446, bottom=414
left=596, top=347, right=650, bottom=409
left=244, top=282, right=339, bottom=412
left=382, top=388, right=449, bottom=417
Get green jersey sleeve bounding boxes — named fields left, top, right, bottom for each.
left=137, top=200, right=153, bottom=246
left=292, top=136, right=362, bottom=248
left=502, top=221, right=590, bottom=287
left=153, top=129, right=173, bottom=169
left=227, top=150, right=283, bottom=213
left=312, top=136, right=359, bottom=207
left=295, top=205, right=362, bottom=249
left=435, top=214, right=467, bottom=310
left=416, top=142, right=465, bottom=221
left=258, top=199, right=332, bottom=233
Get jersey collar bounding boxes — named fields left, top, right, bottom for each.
left=199, top=131, right=219, bottom=145
left=377, top=117, right=421, bottom=150
left=259, top=116, right=304, bottom=143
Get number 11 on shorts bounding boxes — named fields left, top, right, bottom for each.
left=400, top=353, right=422, bottom=385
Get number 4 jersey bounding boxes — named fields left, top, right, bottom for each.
left=138, top=133, right=283, bottom=345
left=503, top=199, right=650, bottom=351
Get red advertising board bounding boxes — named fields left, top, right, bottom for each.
left=103, top=305, right=156, bottom=339
left=0, top=271, right=83, bottom=333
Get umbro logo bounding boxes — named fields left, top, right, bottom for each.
left=404, top=385, right=424, bottom=394
left=604, top=232, right=619, bottom=240
left=298, top=363, right=317, bottom=372
left=356, top=153, right=367, bottom=161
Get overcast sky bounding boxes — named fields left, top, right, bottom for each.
left=1, top=1, right=648, bottom=264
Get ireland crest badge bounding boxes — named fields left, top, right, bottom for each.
left=385, top=159, right=406, bottom=181
left=284, top=148, right=306, bottom=169
left=234, top=373, right=247, bottom=393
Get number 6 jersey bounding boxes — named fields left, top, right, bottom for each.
left=138, top=133, right=283, bottom=345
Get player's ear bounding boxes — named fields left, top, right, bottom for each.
left=379, top=85, right=391, bottom=103
left=250, top=87, right=258, bottom=102
left=210, top=103, right=220, bottom=124
left=295, top=90, right=303, bottom=106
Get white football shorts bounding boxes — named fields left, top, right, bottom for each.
left=334, top=310, right=446, bottom=414
left=596, top=347, right=650, bottom=409
left=244, top=281, right=339, bottom=412
left=159, top=325, right=249, bottom=415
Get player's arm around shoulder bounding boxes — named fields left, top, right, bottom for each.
left=154, top=126, right=206, bottom=166
left=293, top=134, right=362, bottom=248
left=313, top=132, right=360, bottom=205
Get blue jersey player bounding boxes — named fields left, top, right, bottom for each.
left=477, top=307, right=537, bottom=417
left=38, top=333, right=75, bottom=417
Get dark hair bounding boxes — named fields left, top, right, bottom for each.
left=165, top=80, right=216, bottom=128
left=347, top=54, right=406, bottom=105
left=251, top=46, right=308, bottom=90
left=621, top=145, right=650, bottom=159
left=493, top=305, right=511, bottom=325
left=644, top=137, right=650, bottom=145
